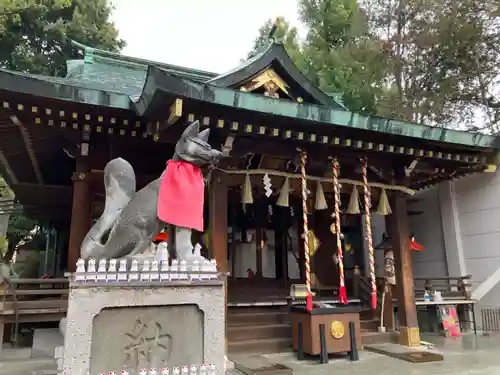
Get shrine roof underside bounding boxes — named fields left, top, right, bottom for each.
left=0, top=40, right=499, bottom=224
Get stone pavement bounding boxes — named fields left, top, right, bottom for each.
left=259, top=334, right=500, bottom=375
left=3, top=334, right=500, bottom=375
left=0, top=348, right=55, bottom=375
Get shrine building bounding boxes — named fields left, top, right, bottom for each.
left=0, top=38, right=498, bottom=352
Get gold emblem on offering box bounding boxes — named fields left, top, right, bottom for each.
left=330, top=320, right=345, bottom=339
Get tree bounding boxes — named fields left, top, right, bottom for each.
left=248, top=17, right=306, bottom=69
left=250, top=0, right=500, bottom=131
left=0, top=0, right=125, bottom=76
left=364, top=0, right=500, bottom=129
left=298, top=0, right=389, bottom=114
left=248, top=2, right=389, bottom=115
left=0, top=176, right=39, bottom=263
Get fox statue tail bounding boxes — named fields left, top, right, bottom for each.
left=80, top=158, right=137, bottom=259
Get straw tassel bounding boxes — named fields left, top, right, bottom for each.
left=299, top=151, right=313, bottom=312
left=376, top=189, right=392, bottom=215
left=346, top=186, right=360, bottom=214
left=276, top=178, right=290, bottom=207
left=242, top=174, right=253, bottom=204
left=361, top=158, right=377, bottom=310
left=332, top=158, right=348, bottom=305
left=314, top=181, right=328, bottom=210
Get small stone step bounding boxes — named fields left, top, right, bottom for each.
left=226, top=369, right=246, bottom=375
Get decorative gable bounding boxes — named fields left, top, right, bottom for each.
left=208, top=42, right=345, bottom=110
left=239, top=68, right=296, bottom=100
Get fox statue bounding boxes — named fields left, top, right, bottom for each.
left=80, top=121, right=224, bottom=261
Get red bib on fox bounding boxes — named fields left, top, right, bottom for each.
left=157, top=160, right=204, bottom=231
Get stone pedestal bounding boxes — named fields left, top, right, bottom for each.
left=62, top=263, right=225, bottom=375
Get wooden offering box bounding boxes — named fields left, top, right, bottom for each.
left=291, top=305, right=361, bottom=362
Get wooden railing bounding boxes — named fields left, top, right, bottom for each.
left=0, top=278, right=69, bottom=345
left=413, top=275, right=472, bottom=300
left=357, top=275, right=384, bottom=311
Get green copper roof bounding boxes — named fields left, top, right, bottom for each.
left=71, top=40, right=218, bottom=82
left=136, top=67, right=499, bottom=149
left=208, top=41, right=346, bottom=110
left=0, top=41, right=498, bottom=150
left=0, top=67, right=132, bottom=109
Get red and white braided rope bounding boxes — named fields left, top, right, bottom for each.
left=361, top=157, right=377, bottom=309
left=300, top=151, right=312, bottom=307
left=332, top=159, right=347, bottom=303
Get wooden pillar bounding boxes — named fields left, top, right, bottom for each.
left=387, top=169, right=420, bottom=346
left=209, top=170, right=228, bottom=272
left=208, top=170, right=228, bottom=351
left=383, top=283, right=395, bottom=331
left=67, top=156, right=90, bottom=272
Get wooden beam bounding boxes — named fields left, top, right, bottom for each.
left=167, top=98, right=183, bottom=125
left=10, top=115, right=43, bottom=184
left=222, top=135, right=235, bottom=157
left=12, top=182, right=72, bottom=191
left=0, top=148, right=18, bottom=184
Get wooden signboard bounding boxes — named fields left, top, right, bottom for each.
left=437, top=305, right=461, bottom=337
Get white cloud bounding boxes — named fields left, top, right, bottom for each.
left=110, top=0, right=301, bottom=73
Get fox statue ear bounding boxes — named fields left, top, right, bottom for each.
left=197, top=128, right=210, bottom=143
left=181, top=121, right=200, bottom=140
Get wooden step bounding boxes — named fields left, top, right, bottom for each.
left=228, top=306, right=287, bottom=314
left=360, top=319, right=378, bottom=331
left=360, top=308, right=377, bottom=320
left=228, top=310, right=288, bottom=326
left=228, top=324, right=291, bottom=341
left=361, top=331, right=395, bottom=346
left=228, top=337, right=292, bottom=354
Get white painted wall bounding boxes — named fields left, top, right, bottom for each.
left=399, top=170, right=500, bottom=312
left=453, top=171, right=500, bottom=308
left=408, top=188, right=448, bottom=280
left=364, top=188, right=448, bottom=289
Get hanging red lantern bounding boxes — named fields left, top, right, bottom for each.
left=410, top=236, right=424, bottom=251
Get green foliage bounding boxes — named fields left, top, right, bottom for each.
left=249, top=1, right=389, bottom=115
left=300, top=0, right=389, bottom=114
left=0, top=236, right=7, bottom=256
left=249, top=0, right=500, bottom=131
left=366, top=0, right=500, bottom=128
left=7, top=213, right=37, bottom=240
left=0, top=0, right=125, bottom=76
left=248, top=17, right=306, bottom=70
left=0, top=176, right=12, bottom=198
left=0, top=176, right=39, bottom=261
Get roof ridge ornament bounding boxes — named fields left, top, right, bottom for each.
left=70, top=40, right=96, bottom=64
left=268, top=21, right=278, bottom=44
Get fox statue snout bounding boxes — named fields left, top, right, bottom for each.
left=210, top=149, right=224, bottom=165
left=173, top=120, right=227, bottom=167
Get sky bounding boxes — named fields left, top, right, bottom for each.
left=110, top=0, right=303, bottom=74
